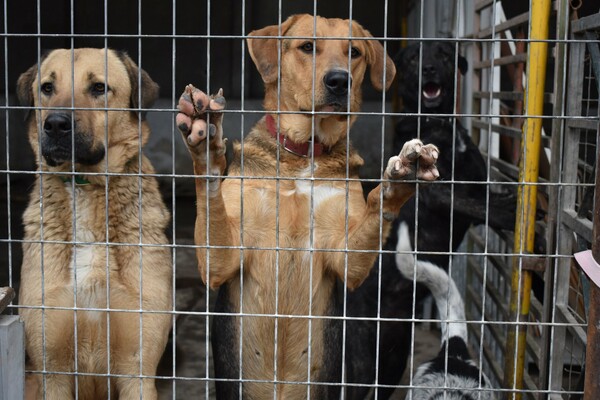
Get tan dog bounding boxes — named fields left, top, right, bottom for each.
left=176, top=15, right=439, bottom=399
left=17, top=48, right=172, bottom=400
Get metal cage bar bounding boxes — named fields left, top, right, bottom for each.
left=0, top=1, right=598, bottom=399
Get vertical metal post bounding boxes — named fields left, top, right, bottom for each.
left=503, top=0, right=551, bottom=398
left=541, top=0, right=569, bottom=395
left=584, top=125, right=600, bottom=399
left=0, top=287, right=24, bottom=400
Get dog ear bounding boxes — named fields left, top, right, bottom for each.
left=359, top=27, right=396, bottom=91
left=247, top=15, right=300, bottom=84
left=117, top=51, right=159, bottom=119
left=457, top=54, right=468, bottom=75
left=443, top=42, right=468, bottom=75
left=17, top=64, right=39, bottom=122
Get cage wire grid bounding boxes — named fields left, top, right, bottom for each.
left=0, top=0, right=597, bottom=399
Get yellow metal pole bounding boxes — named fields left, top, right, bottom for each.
left=503, top=0, right=551, bottom=398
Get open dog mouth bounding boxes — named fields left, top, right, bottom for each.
left=422, top=82, right=442, bottom=100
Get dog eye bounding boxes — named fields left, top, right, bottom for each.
left=299, top=42, right=314, bottom=53
left=92, top=82, right=107, bottom=95
left=41, top=82, right=53, bottom=95
left=350, top=47, right=361, bottom=58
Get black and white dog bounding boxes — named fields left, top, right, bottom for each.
left=345, top=42, right=515, bottom=399
left=396, top=222, right=495, bottom=400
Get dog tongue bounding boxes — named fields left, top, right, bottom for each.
left=423, top=83, right=441, bottom=99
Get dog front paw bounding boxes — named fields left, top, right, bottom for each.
left=176, top=85, right=227, bottom=171
left=385, top=138, right=439, bottom=182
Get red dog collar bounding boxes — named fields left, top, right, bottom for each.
left=265, top=114, right=326, bottom=158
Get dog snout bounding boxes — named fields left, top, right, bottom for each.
left=423, top=64, right=436, bottom=77
left=324, top=70, right=351, bottom=96
left=44, top=113, right=73, bottom=138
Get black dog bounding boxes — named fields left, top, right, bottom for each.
left=344, top=42, right=516, bottom=399
left=392, top=42, right=517, bottom=268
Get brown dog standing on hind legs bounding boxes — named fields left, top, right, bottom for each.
left=177, top=14, right=439, bottom=399
left=18, top=48, right=172, bottom=399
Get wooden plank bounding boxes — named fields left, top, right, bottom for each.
left=556, top=304, right=587, bottom=345
left=472, top=119, right=523, bottom=138
left=561, top=209, right=593, bottom=243
left=561, top=37, right=586, bottom=217
left=571, top=12, right=600, bottom=33
left=473, top=53, right=528, bottom=69
left=473, top=91, right=554, bottom=104
left=541, top=0, right=572, bottom=390
left=566, top=118, right=599, bottom=131
left=472, top=120, right=552, bottom=147
left=0, top=316, right=24, bottom=400
left=474, top=91, right=524, bottom=101
left=477, top=12, right=530, bottom=39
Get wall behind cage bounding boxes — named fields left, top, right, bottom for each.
left=0, top=0, right=404, bottom=99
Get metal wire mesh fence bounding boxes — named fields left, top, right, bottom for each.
left=0, top=1, right=598, bottom=399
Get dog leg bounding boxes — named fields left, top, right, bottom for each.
left=177, top=85, right=240, bottom=287
left=40, top=375, right=75, bottom=400
left=21, top=300, right=76, bottom=399
left=110, top=309, right=170, bottom=400
left=329, top=139, right=439, bottom=289
left=114, top=379, right=158, bottom=400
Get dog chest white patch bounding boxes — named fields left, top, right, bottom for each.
left=65, top=185, right=105, bottom=311
left=294, top=180, right=344, bottom=210
left=278, top=163, right=344, bottom=209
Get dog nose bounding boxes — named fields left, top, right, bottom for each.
left=324, top=70, right=351, bottom=95
left=423, top=64, right=436, bottom=76
left=43, top=113, right=72, bottom=138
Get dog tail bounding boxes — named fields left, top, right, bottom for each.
left=394, top=222, right=468, bottom=344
